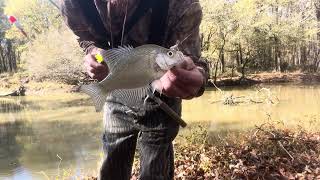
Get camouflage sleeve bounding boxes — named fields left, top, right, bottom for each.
left=166, top=0, right=208, bottom=97
left=59, top=0, right=102, bottom=54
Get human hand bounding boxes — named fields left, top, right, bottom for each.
left=84, top=48, right=109, bottom=81
left=153, top=56, right=204, bottom=99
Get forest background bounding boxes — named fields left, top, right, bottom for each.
left=0, top=1, right=320, bottom=179
left=0, top=0, right=319, bottom=86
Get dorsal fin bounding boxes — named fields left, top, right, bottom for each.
left=100, top=45, right=134, bottom=72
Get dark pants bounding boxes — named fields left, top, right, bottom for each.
left=99, top=94, right=181, bottom=180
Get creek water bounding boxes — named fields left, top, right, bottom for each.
left=0, top=84, right=319, bottom=179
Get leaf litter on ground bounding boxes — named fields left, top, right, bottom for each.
left=84, top=124, right=319, bottom=180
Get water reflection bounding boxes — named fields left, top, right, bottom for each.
left=0, top=84, right=319, bottom=179
left=182, top=84, right=320, bottom=132
left=0, top=98, right=24, bottom=113
left=0, top=121, right=31, bottom=172
left=0, top=119, right=102, bottom=179
left=0, top=95, right=102, bottom=179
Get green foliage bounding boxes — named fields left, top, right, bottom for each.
left=200, top=0, right=319, bottom=77
left=0, top=0, right=7, bottom=38
left=2, top=0, right=84, bottom=83
left=4, top=0, right=62, bottom=40
left=2, top=0, right=319, bottom=81
left=1, top=2, right=20, bottom=74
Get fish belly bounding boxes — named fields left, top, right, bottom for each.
left=100, top=71, right=154, bottom=92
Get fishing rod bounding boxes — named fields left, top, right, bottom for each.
left=47, top=0, right=60, bottom=10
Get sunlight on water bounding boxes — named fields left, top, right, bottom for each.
left=0, top=94, right=102, bottom=179
left=182, top=84, right=320, bottom=132
left=0, top=84, right=319, bottom=179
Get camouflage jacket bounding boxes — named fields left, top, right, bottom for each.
left=60, top=0, right=208, bottom=96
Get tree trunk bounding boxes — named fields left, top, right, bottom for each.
left=220, top=48, right=225, bottom=73
left=213, top=59, right=219, bottom=83
left=239, top=44, right=243, bottom=65
left=274, top=41, right=281, bottom=72
left=273, top=1, right=281, bottom=72
left=316, top=0, right=320, bottom=71
left=0, top=40, right=18, bottom=73
left=0, top=47, right=3, bottom=73
left=300, top=45, right=307, bottom=68
left=316, top=1, right=320, bottom=40
left=218, top=30, right=227, bottom=74
left=236, top=50, right=240, bottom=67
left=241, top=59, right=249, bottom=79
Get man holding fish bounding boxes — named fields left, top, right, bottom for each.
left=60, top=0, right=207, bottom=179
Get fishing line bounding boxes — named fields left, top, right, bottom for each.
left=107, top=0, right=114, bottom=48
left=120, top=0, right=129, bottom=46
left=47, top=0, right=60, bottom=10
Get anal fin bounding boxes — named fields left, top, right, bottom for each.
left=80, top=83, right=107, bottom=112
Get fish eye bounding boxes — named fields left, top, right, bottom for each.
left=167, top=51, right=174, bottom=57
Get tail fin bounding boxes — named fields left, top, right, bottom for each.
left=80, top=83, right=108, bottom=112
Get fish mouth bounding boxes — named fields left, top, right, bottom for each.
left=167, top=61, right=179, bottom=70
left=167, top=65, right=176, bottom=70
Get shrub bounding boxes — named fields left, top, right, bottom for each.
left=22, top=27, right=85, bottom=84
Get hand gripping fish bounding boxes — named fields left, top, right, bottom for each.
left=81, top=44, right=187, bottom=127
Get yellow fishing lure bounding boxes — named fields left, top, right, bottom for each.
left=95, top=54, right=104, bottom=63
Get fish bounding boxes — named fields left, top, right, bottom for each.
left=80, top=44, right=185, bottom=112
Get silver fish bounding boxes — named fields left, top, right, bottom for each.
left=81, top=44, right=185, bottom=112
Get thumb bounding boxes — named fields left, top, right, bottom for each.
left=175, top=56, right=196, bottom=70
left=90, top=47, right=103, bottom=55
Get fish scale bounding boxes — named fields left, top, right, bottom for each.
left=80, top=44, right=187, bottom=127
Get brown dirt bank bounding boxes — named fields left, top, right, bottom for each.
left=0, top=73, right=80, bottom=95
left=209, top=72, right=320, bottom=87
left=1, top=72, right=320, bottom=95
